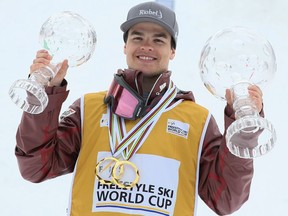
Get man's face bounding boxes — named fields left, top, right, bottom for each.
left=124, top=22, right=176, bottom=77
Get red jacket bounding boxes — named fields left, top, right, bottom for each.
left=15, top=71, right=257, bottom=215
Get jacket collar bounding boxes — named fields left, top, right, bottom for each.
left=116, top=68, right=195, bottom=105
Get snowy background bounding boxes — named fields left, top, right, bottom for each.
left=0, top=0, right=287, bottom=215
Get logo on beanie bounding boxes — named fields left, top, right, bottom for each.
left=139, top=9, right=163, bottom=19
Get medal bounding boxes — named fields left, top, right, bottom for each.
left=112, top=160, right=140, bottom=189
left=95, top=157, right=123, bottom=185
left=95, top=157, right=139, bottom=188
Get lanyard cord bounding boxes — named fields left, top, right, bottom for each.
left=108, top=80, right=177, bottom=160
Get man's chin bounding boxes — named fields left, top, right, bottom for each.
left=128, top=66, right=166, bottom=77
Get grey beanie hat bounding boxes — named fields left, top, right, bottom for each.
left=120, top=1, right=179, bottom=48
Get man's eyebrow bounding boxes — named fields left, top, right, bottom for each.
left=130, top=30, right=143, bottom=36
left=154, top=32, right=168, bottom=39
left=129, top=30, right=169, bottom=39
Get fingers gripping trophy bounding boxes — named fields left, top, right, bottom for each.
left=199, top=26, right=277, bottom=159
left=9, top=11, right=97, bottom=114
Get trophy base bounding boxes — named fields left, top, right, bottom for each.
left=8, top=79, right=48, bottom=114
left=226, top=115, right=276, bottom=159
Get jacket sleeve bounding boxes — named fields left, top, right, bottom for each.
left=198, top=105, right=264, bottom=215
left=15, top=82, right=82, bottom=183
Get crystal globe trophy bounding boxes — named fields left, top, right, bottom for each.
left=9, top=11, right=97, bottom=114
left=199, top=26, right=277, bottom=159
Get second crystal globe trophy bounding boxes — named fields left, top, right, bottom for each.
left=9, top=11, right=97, bottom=114
left=199, top=26, right=277, bottom=159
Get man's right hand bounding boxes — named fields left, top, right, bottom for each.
left=30, top=49, right=69, bottom=87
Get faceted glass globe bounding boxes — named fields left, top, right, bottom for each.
left=9, top=11, right=97, bottom=114
left=199, top=26, right=277, bottom=158
left=39, top=11, right=97, bottom=67
left=199, top=26, right=276, bottom=100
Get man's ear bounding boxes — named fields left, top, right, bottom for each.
left=170, top=48, right=176, bottom=60
left=124, top=44, right=127, bottom=55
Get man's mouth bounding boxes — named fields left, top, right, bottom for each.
left=137, top=55, right=156, bottom=61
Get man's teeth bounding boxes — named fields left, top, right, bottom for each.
left=139, top=56, right=153, bottom=60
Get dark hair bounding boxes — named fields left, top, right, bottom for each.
left=123, top=31, right=176, bottom=49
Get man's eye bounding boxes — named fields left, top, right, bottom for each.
left=155, top=39, right=164, bottom=43
left=133, top=37, right=142, bottom=41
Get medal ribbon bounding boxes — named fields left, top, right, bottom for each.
left=107, top=81, right=177, bottom=160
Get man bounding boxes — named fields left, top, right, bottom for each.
left=15, top=1, right=264, bottom=215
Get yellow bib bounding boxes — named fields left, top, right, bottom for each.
left=68, top=92, right=210, bottom=216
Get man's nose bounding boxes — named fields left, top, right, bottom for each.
left=140, top=40, right=153, bottom=51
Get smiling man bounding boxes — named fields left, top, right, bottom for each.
left=15, top=1, right=264, bottom=216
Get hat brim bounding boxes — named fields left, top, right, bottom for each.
left=120, top=17, right=175, bottom=41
